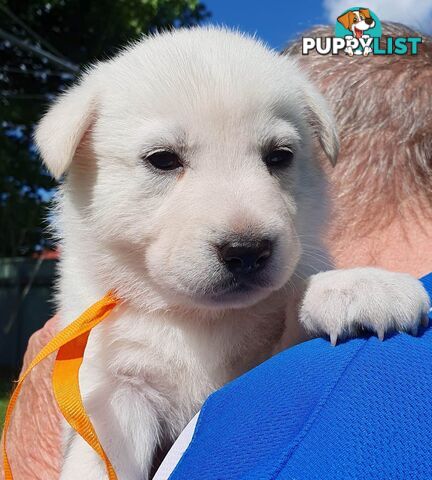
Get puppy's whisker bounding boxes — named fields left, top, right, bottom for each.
left=300, top=254, right=333, bottom=269
left=291, top=271, right=308, bottom=284
left=302, top=254, right=328, bottom=263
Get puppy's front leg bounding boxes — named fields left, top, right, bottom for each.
left=60, top=377, right=160, bottom=480
left=299, top=267, right=430, bottom=345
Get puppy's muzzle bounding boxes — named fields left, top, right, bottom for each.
left=217, top=237, right=273, bottom=277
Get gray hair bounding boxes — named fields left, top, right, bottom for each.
left=284, top=23, right=432, bottom=237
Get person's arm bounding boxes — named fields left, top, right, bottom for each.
left=1, top=316, right=62, bottom=480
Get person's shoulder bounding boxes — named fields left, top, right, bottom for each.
left=170, top=273, right=432, bottom=479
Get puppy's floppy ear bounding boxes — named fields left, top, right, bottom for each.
left=303, top=84, right=339, bottom=166
left=34, top=73, right=97, bottom=179
left=337, top=11, right=354, bottom=30
left=359, top=8, right=371, bottom=19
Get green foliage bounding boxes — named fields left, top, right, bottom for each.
left=0, top=397, right=7, bottom=429
left=0, top=0, right=210, bottom=256
left=0, top=376, right=10, bottom=428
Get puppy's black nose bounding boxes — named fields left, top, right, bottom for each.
left=365, top=17, right=374, bottom=25
left=218, top=239, right=272, bottom=275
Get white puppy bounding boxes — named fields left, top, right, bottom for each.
left=35, top=27, right=430, bottom=479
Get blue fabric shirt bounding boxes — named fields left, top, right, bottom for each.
left=170, top=273, right=432, bottom=479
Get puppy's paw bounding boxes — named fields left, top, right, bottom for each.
left=300, top=268, right=430, bottom=345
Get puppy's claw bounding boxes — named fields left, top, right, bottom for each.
left=421, top=313, right=430, bottom=328
left=300, top=269, right=429, bottom=348
left=330, top=332, right=338, bottom=346
left=377, top=329, right=385, bottom=341
left=410, top=325, right=418, bottom=337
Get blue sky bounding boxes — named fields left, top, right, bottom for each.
left=203, top=0, right=328, bottom=50
left=203, top=0, right=432, bottom=48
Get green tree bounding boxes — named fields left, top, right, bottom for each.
left=0, top=0, right=210, bottom=256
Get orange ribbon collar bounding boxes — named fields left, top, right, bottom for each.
left=2, top=291, right=120, bottom=480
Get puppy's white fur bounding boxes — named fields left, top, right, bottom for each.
left=35, top=27, right=430, bottom=479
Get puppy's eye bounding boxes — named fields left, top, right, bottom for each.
left=264, top=148, right=294, bottom=168
left=145, top=151, right=182, bottom=171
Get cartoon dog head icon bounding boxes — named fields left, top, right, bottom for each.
left=337, top=8, right=375, bottom=39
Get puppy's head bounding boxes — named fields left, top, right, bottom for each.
left=36, top=27, right=338, bottom=311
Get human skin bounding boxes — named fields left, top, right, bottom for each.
left=1, top=316, right=61, bottom=480
left=3, top=22, right=431, bottom=480
left=284, top=22, right=432, bottom=278
left=326, top=197, right=432, bottom=277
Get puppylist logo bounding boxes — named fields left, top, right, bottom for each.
left=303, top=7, right=422, bottom=56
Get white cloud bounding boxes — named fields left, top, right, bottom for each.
left=323, top=0, right=432, bottom=33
